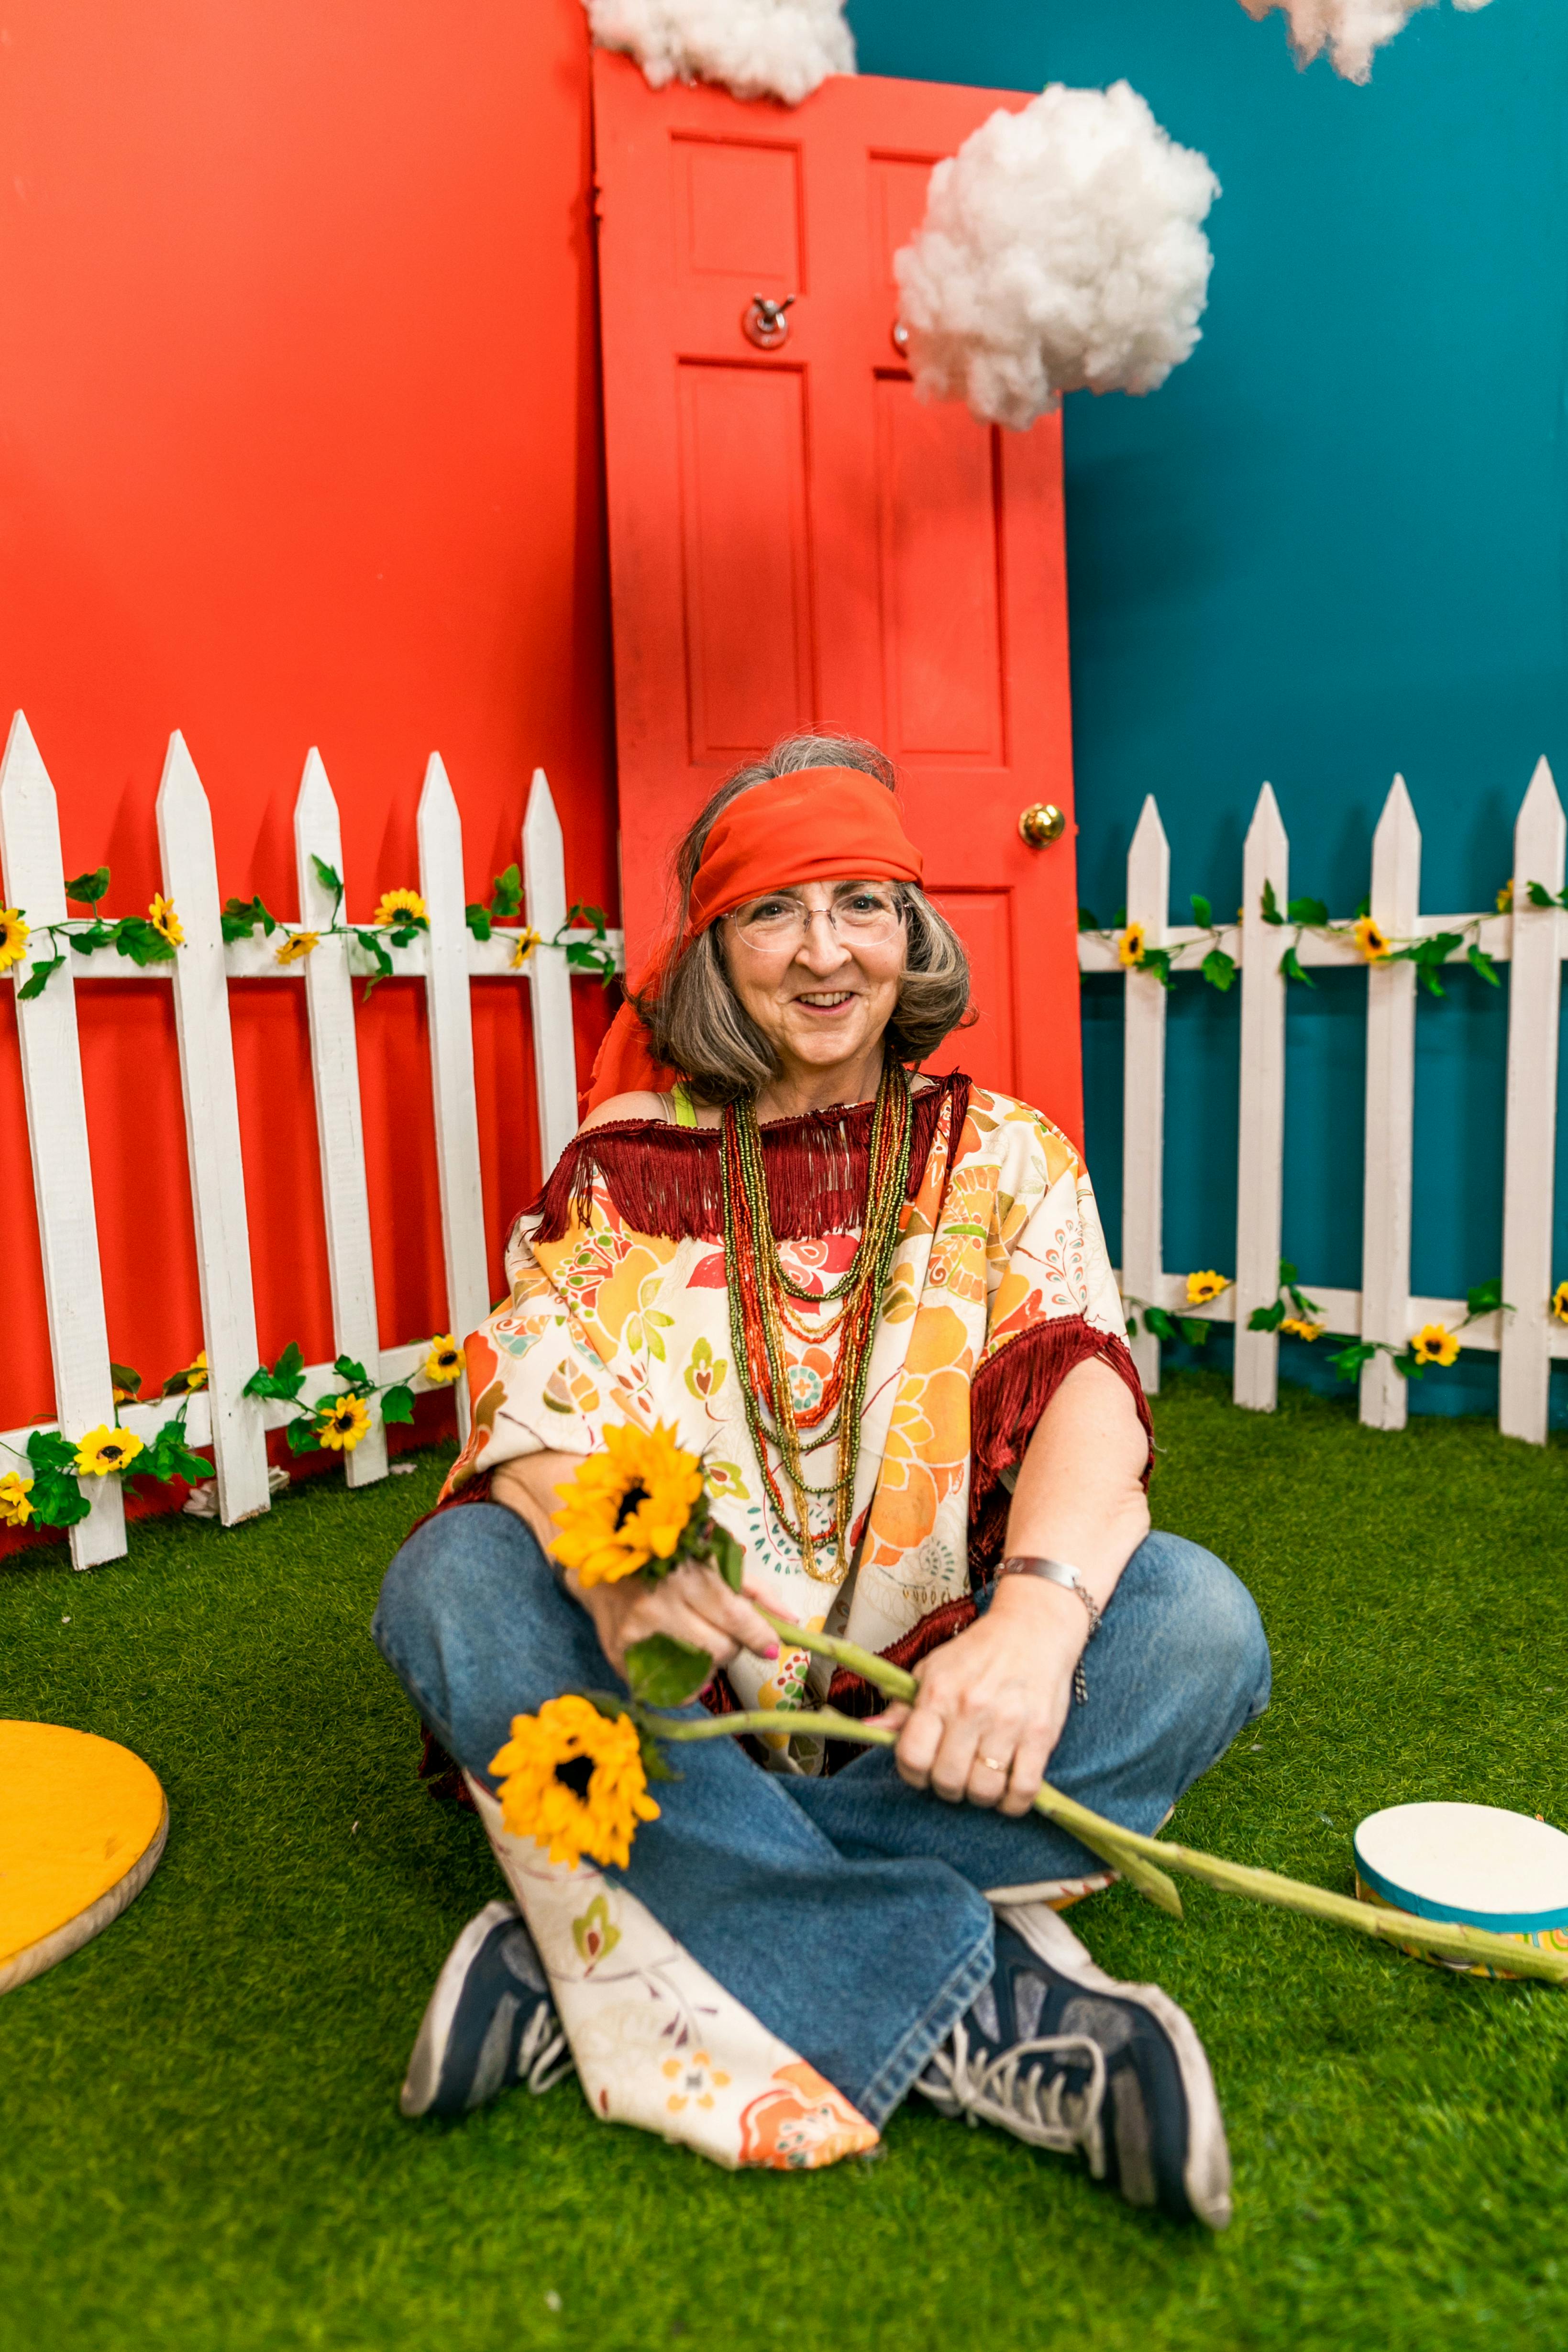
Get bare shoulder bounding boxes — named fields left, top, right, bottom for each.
left=577, top=1091, right=670, bottom=1133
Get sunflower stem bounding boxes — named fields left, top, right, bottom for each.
left=752, top=1605, right=919, bottom=1703
left=643, top=1708, right=1567, bottom=1984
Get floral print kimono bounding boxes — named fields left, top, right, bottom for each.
left=434, top=1074, right=1150, bottom=2168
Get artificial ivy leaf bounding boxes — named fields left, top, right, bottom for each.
left=624, top=1633, right=714, bottom=1709
left=1286, top=896, right=1329, bottom=928
left=1143, top=1306, right=1177, bottom=1343
left=1180, top=1318, right=1212, bottom=1348
left=1466, top=943, right=1500, bottom=987
left=380, top=1383, right=415, bottom=1425
left=1076, top=905, right=1100, bottom=933
left=1138, top=947, right=1174, bottom=991
left=17, top=955, right=65, bottom=1000
left=141, top=1420, right=212, bottom=1484
left=1201, top=948, right=1236, bottom=993
left=115, top=917, right=177, bottom=966
left=1260, top=880, right=1283, bottom=926
left=110, top=1362, right=143, bottom=1399
left=333, top=1355, right=370, bottom=1388
left=489, top=863, right=523, bottom=920
left=464, top=903, right=492, bottom=942
left=1248, top=1302, right=1286, bottom=1333
left=286, top=1414, right=322, bottom=1454
left=1279, top=946, right=1314, bottom=988
left=64, top=867, right=110, bottom=907
left=706, top=1520, right=746, bottom=1593
left=1354, top=894, right=1371, bottom=919
left=1189, top=892, right=1212, bottom=929
left=1392, top=1352, right=1423, bottom=1382
left=1279, top=1260, right=1298, bottom=1282
left=70, top=923, right=114, bottom=954
left=387, top=925, right=420, bottom=949
left=1527, top=880, right=1555, bottom=909
left=272, top=1341, right=305, bottom=1391
left=567, top=900, right=608, bottom=939
left=1124, top=1311, right=1139, bottom=1336
left=1114, top=904, right=1127, bottom=928
left=1415, top=962, right=1447, bottom=998
left=1327, top=1340, right=1377, bottom=1381
left=29, top=1468, right=92, bottom=1527
left=311, top=855, right=342, bottom=899
left=27, top=1427, right=80, bottom=1474
left=1465, top=1279, right=1506, bottom=1317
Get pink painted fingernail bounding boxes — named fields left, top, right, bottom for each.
left=763, top=1642, right=780, bottom=1659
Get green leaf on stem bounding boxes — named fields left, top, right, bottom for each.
left=27, top=1428, right=80, bottom=1475
left=1279, top=945, right=1315, bottom=988
left=1179, top=1318, right=1212, bottom=1348
left=1465, top=1279, right=1508, bottom=1318
left=464, top=903, right=492, bottom=942
left=63, top=867, right=110, bottom=907
left=1327, top=1340, right=1378, bottom=1381
left=1260, top=881, right=1284, bottom=926
left=1124, top=1311, right=1138, bottom=1336
left=286, top=1414, right=322, bottom=1454
left=489, top=863, right=524, bottom=920
left=1143, top=1306, right=1177, bottom=1343
left=1287, top=895, right=1328, bottom=927
left=1189, top=891, right=1212, bottom=929
left=114, top=917, right=177, bottom=967
left=70, top=922, right=115, bottom=954
left=380, top=1383, right=416, bottom=1426
left=624, top=1634, right=715, bottom=1710
left=1392, top=1351, right=1423, bottom=1382
left=140, top=1420, right=212, bottom=1485
left=333, top=1355, right=370, bottom=1389
left=1076, top=905, right=1100, bottom=933
left=1527, top=880, right=1555, bottom=909
left=110, top=1362, right=143, bottom=1399
left=1137, top=947, right=1174, bottom=990
left=1248, top=1302, right=1286, bottom=1333
left=311, top=855, right=342, bottom=899
left=17, top=956, right=65, bottom=999
left=1354, top=894, right=1370, bottom=919
left=1201, top=948, right=1236, bottom=993
left=29, top=1468, right=92, bottom=1527
left=705, top=1519, right=745, bottom=1592
left=1466, top=943, right=1500, bottom=986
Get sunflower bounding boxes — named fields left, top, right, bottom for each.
left=490, top=1694, right=661, bottom=1869
left=74, top=1425, right=145, bottom=1477
left=0, top=908, right=30, bottom=971
left=1497, top=880, right=1514, bottom=915
left=552, top=1420, right=705, bottom=1588
left=1117, top=922, right=1146, bottom=969
left=509, top=926, right=542, bottom=970
left=148, top=894, right=185, bottom=947
left=181, top=1351, right=209, bottom=1393
left=1409, top=1323, right=1460, bottom=1368
left=373, top=888, right=427, bottom=929
left=275, top=929, right=319, bottom=964
left=1280, top=1315, right=1323, bottom=1342
left=423, top=1334, right=465, bottom=1386
left=1185, top=1270, right=1227, bottom=1305
left=1551, top=1280, right=1568, bottom=1326
left=1353, top=915, right=1390, bottom=962
left=0, top=1470, right=34, bottom=1526
left=317, top=1392, right=372, bottom=1450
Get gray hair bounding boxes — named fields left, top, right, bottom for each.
left=637, top=731, right=973, bottom=1105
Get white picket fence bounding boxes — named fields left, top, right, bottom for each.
left=1080, top=761, right=1568, bottom=1442
left=0, top=711, right=622, bottom=1570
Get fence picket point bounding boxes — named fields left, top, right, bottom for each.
left=1234, top=785, right=1289, bottom=1411
left=1499, top=756, right=1565, bottom=1444
left=417, top=754, right=488, bottom=1444
left=0, top=712, right=125, bottom=1565
left=523, top=769, right=577, bottom=1174
left=1122, top=798, right=1169, bottom=1395
left=1359, top=777, right=1420, bottom=1432
left=294, top=749, right=387, bottom=1484
left=156, top=733, right=272, bottom=1522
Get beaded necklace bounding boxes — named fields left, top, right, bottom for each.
left=719, top=1060, right=914, bottom=1579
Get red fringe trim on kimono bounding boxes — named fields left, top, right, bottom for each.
left=528, top=1073, right=969, bottom=1245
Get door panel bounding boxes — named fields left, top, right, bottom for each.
left=594, top=58, right=1082, bottom=1138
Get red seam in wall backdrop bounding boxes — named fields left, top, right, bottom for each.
left=0, top=0, right=618, bottom=1487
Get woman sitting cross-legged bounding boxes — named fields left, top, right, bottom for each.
left=373, top=732, right=1270, bottom=2228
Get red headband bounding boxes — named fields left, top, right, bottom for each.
left=586, top=768, right=923, bottom=1109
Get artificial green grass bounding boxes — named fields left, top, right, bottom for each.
left=3, top=1373, right=1567, bottom=2352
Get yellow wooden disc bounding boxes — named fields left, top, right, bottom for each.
left=0, top=1722, right=167, bottom=1994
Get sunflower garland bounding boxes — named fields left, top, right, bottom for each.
left=0, top=1357, right=216, bottom=1532
left=1126, top=1258, right=1517, bottom=1387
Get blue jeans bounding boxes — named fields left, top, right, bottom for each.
left=373, top=1507, right=1270, bottom=2126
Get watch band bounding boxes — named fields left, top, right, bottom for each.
left=996, top=1556, right=1101, bottom=1705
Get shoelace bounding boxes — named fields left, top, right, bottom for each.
left=519, top=2000, right=574, bottom=2096
left=918, top=2020, right=1109, bottom=2177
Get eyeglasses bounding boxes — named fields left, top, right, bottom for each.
left=726, top=886, right=905, bottom=953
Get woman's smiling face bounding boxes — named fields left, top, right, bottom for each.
left=718, top=878, right=906, bottom=1087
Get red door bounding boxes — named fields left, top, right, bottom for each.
left=592, top=57, right=1082, bottom=1138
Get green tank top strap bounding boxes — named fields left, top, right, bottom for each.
left=668, top=1082, right=698, bottom=1129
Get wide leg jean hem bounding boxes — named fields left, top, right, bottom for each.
left=854, top=1911, right=995, bottom=2126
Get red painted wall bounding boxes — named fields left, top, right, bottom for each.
left=0, top=0, right=616, bottom=1447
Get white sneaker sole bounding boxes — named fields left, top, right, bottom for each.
left=994, top=1897, right=1233, bottom=2231
left=399, top=1897, right=520, bottom=2119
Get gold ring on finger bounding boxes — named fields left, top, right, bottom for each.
left=979, top=1754, right=1008, bottom=1774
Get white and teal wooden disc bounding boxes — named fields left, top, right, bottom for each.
left=1354, top=1801, right=1568, bottom=1936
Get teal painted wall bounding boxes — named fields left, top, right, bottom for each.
left=848, top=0, right=1568, bottom=1417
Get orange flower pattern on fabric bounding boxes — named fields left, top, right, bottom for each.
left=438, top=1083, right=1127, bottom=1719
left=738, top=2062, right=881, bottom=2169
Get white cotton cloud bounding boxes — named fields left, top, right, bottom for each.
left=583, top=0, right=854, bottom=107
left=893, top=82, right=1219, bottom=433
left=1237, top=0, right=1495, bottom=86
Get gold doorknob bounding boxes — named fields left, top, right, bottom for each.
left=1018, top=802, right=1066, bottom=847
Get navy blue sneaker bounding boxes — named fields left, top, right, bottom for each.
left=400, top=1899, right=573, bottom=2119
left=915, top=1907, right=1232, bottom=2229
